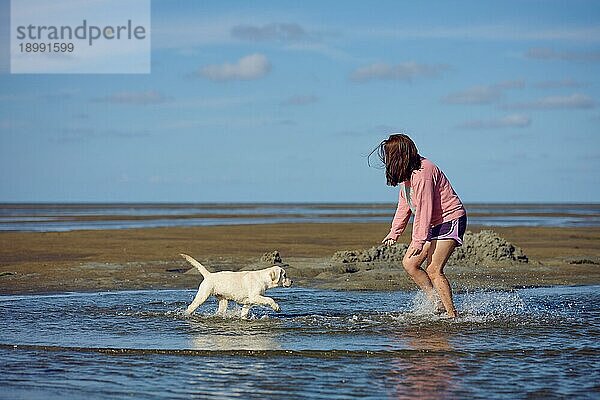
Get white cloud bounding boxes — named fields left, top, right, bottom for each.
left=199, top=54, right=271, bottom=81
left=93, top=90, right=168, bottom=105
left=152, top=16, right=350, bottom=60
left=54, top=127, right=95, bottom=142
left=51, top=126, right=150, bottom=143
left=350, top=61, right=448, bottom=82
left=526, top=47, right=600, bottom=62
left=503, top=93, right=595, bottom=110
left=456, top=114, right=531, bottom=130
left=533, top=79, right=586, bottom=89
left=161, top=96, right=254, bottom=110
left=360, top=25, right=600, bottom=43
left=231, top=23, right=311, bottom=42
left=494, top=80, right=526, bottom=90
left=150, top=15, right=600, bottom=53
left=443, top=86, right=503, bottom=105
left=281, top=94, right=318, bottom=106
left=442, top=80, right=524, bottom=105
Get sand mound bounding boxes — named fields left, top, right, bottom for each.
left=331, top=230, right=528, bottom=266
left=260, top=251, right=284, bottom=264
left=452, top=230, right=528, bottom=264
left=331, top=243, right=409, bottom=264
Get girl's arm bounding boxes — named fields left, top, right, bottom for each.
left=410, top=177, right=434, bottom=251
left=383, top=188, right=411, bottom=242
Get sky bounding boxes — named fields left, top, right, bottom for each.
left=0, top=0, right=599, bottom=203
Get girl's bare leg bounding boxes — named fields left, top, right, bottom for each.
left=425, top=240, right=458, bottom=317
left=402, top=242, right=437, bottom=301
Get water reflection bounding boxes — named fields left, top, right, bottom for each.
left=186, top=320, right=282, bottom=351
left=385, top=330, right=459, bottom=399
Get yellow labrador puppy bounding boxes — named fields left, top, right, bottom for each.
left=180, top=254, right=292, bottom=318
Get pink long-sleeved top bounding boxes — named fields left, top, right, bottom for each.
left=384, top=157, right=466, bottom=250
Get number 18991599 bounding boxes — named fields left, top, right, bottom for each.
left=19, top=42, right=74, bottom=52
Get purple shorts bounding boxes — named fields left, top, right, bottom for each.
left=426, top=215, right=467, bottom=246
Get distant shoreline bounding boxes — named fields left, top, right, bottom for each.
left=1, top=203, right=599, bottom=231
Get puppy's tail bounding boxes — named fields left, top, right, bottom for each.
left=179, top=253, right=211, bottom=277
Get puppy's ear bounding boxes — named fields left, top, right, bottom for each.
left=270, top=267, right=282, bottom=283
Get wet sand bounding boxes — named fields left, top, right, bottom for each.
left=0, top=223, right=599, bottom=294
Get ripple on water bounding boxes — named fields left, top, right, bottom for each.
left=0, top=286, right=598, bottom=399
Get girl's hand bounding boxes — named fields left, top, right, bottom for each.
left=382, top=238, right=396, bottom=246
left=407, top=245, right=422, bottom=258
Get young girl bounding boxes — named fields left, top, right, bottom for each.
left=374, top=133, right=466, bottom=318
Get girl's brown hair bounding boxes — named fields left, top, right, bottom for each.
left=371, top=134, right=421, bottom=186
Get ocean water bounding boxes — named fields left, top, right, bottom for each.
left=1, top=286, right=599, bottom=399
left=0, top=203, right=599, bottom=231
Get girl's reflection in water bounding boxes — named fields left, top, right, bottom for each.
left=384, top=330, right=462, bottom=399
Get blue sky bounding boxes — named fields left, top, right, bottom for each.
left=0, top=0, right=599, bottom=203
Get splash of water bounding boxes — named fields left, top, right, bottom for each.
left=391, top=289, right=529, bottom=324
left=408, top=291, right=443, bottom=316
left=458, top=290, right=526, bottom=322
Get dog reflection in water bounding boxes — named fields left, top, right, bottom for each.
left=180, top=254, right=292, bottom=318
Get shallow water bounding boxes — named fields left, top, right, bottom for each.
left=1, top=203, right=599, bottom=231
left=1, top=286, right=599, bottom=399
